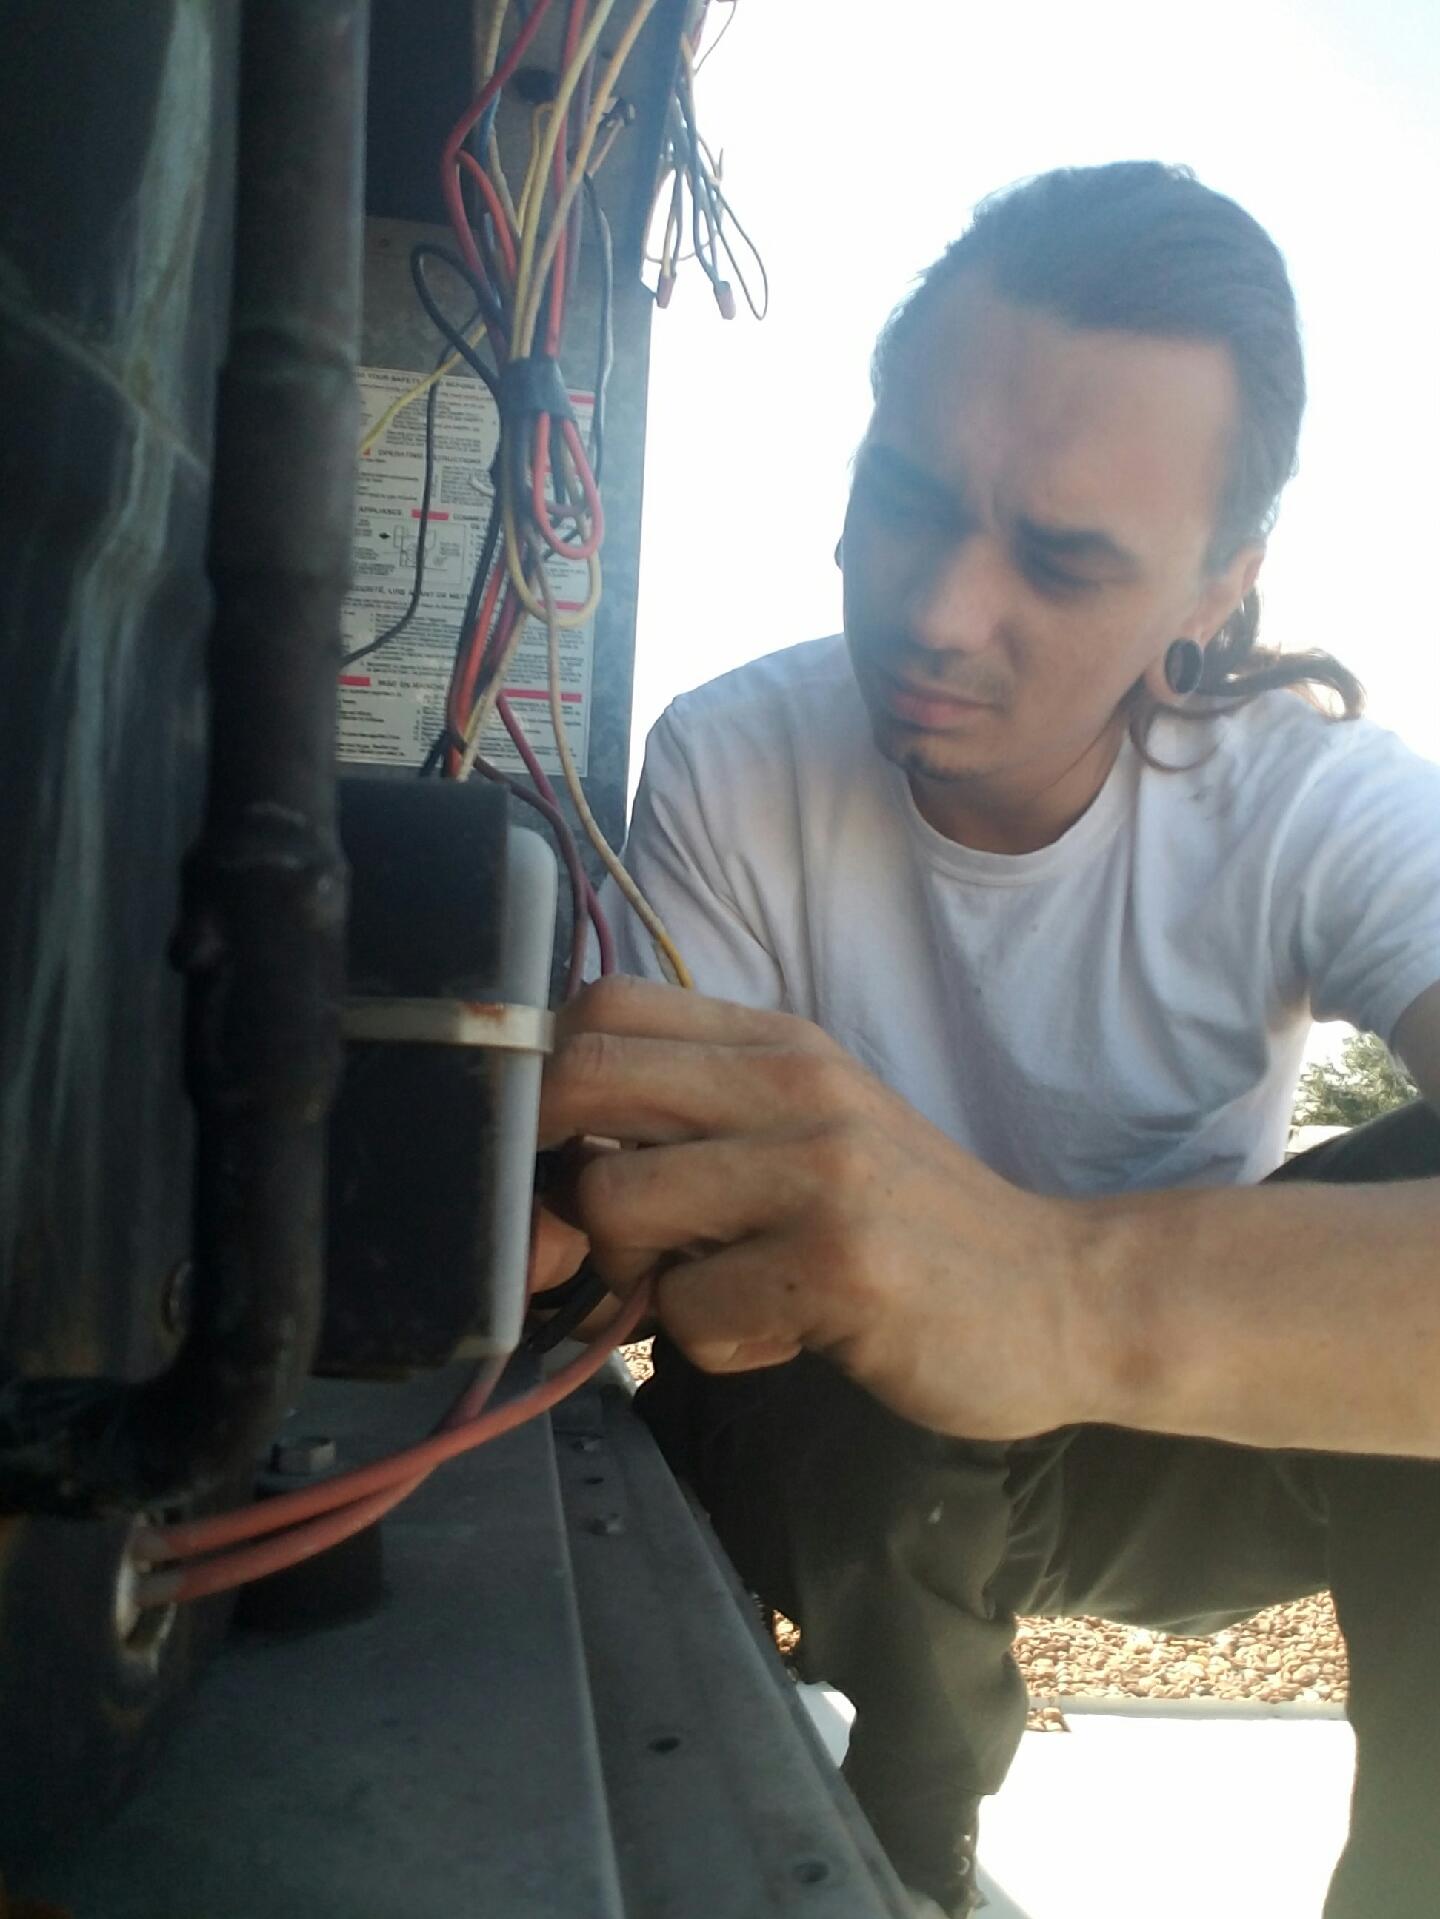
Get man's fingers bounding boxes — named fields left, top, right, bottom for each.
left=573, top=1136, right=803, bottom=1252
left=651, top=1234, right=819, bottom=1375
left=540, top=1028, right=852, bottom=1152
left=556, top=975, right=835, bottom=1054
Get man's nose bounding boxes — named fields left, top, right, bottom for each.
left=905, top=531, right=1007, bottom=659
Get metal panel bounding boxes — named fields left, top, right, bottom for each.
left=16, top=1371, right=912, bottom=1917
left=555, top=1377, right=917, bottom=1919
left=16, top=1364, right=627, bottom=1919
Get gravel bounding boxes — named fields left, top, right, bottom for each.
left=1015, top=1594, right=1348, bottom=1728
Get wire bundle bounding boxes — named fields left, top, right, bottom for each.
left=134, top=1, right=704, bottom=1611
left=433, top=0, right=692, bottom=989
left=649, top=1, right=765, bottom=318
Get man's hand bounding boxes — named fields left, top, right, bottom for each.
left=538, top=976, right=1103, bottom=1439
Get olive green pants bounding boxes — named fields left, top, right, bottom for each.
left=638, top=1101, right=1440, bottom=1917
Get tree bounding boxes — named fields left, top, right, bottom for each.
left=1292, top=1030, right=1417, bottom=1130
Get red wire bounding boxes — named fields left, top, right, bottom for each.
left=440, top=1, right=555, bottom=281
left=497, top=691, right=615, bottom=977
left=148, top=1354, right=510, bottom=1608
left=158, top=1476, right=423, bottom=1606
left=477, top=762, right=597, bottom=996
left=530, top=414, right=606, bottom=559
left=457, top=149, right=519, bottom=285
left=141, top=1281, right=653, bottom=1601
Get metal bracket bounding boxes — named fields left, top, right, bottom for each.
left=341, top=998, right=555, bottom=1055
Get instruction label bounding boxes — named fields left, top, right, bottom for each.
left=337, top=364, right=595, bottom=774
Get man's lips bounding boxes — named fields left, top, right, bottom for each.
left=877, top=676, right=997, bottom=727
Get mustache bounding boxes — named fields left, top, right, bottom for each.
left=859, top=643, right=1009, bottom=708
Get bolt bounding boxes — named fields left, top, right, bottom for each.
left=161, top=1259, right=193, bottom=1336
left=269, top=1435, right=337, bottom=1477
left=587, top=1513, right=624, bottom=1537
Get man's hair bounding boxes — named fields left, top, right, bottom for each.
left=872, top=162, right=1363, bottom=750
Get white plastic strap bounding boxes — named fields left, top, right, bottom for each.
left=341, top=998, right=555, bottom=1055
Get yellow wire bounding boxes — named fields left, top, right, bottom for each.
left=515, top=104, right=552, bottom=239
left=476, top=0, right=509, bottom=79
left=538, top=565, right=692, bottom=988
left=509, top=0, right=621, bottom=357
left=515, top=0, right=659, bottom=356
left=358, top=325, right=488, bottom=457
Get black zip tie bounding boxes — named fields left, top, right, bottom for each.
left=499, top=353, right=577, bottom=427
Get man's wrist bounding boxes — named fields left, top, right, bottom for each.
left=1061, top=1193, right=1171, bottom=1431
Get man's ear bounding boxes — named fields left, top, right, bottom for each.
left=1142, top=543, right=1266, bottom=705
left=1194, top=542, right=1266, bottom=645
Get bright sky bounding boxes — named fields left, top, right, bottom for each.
left=632, top=0, right=1440, bottom=790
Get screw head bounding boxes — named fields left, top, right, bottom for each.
left=268, top=1435, right=337, bottom=1477
left=587, top=1513, right=624, bottom=1537
left=570, top=1435, right=601, bottom=1454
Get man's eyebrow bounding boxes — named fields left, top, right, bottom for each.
left=1015, top=515, right=1140, bottom=574
left=856, top=443, right=959, bottom=512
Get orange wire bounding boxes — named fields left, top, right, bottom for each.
left=457, top=149, right=519, bottom=284
left=139, top=1281, right=654, bottom=1600
left=449, top=559, right=508, bottom=753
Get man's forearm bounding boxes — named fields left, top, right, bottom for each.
left=1074, top=1177, right=1440, bottom=1456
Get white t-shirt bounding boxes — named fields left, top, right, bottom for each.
left=606, top=635, right=1440, bottom=1197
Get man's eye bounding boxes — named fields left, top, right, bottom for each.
left=1020, top=549, right=1094, bottom=596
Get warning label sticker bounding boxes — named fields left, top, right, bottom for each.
left=337, top=365, right=595, bottom=773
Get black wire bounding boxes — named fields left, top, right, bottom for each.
left=342, top=248, right=499, bottom=673
left=528, top=1266, right=597, bottom=1309
left=524, top=1268, right=611, bottom=1354
left=418, top=486, right=504, bottom=779
left=340, top=374, right=441, bottom=669
left=409, top=244, right=504, bottom=398
left=692, top=0, right=737, bottom=75
left=419, top=725, right=469, bottom=778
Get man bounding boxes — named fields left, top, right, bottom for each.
left=538, top=163, right=1440, bottom=1916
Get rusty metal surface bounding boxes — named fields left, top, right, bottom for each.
left=0, top=0, right=247, bottom=1857
left=0, top=0, right=366, bottom=1515
left=0, top=0, right=233, bottom=1440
